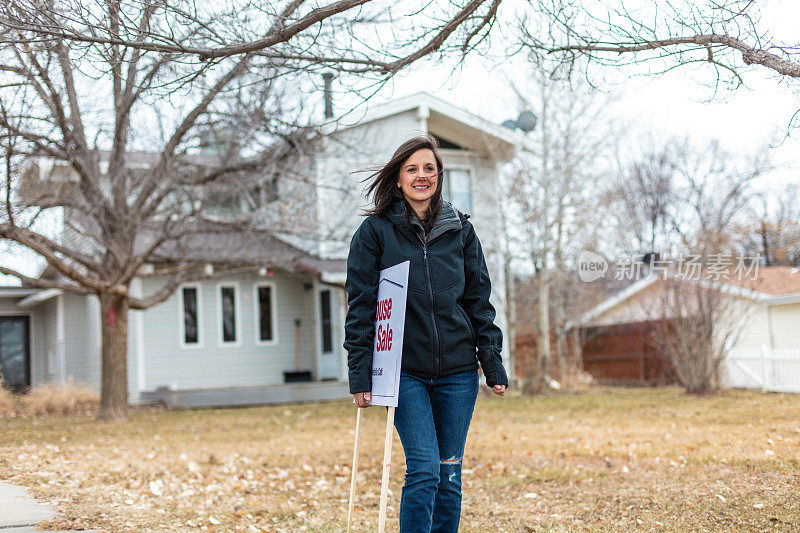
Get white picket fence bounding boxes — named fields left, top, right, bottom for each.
left=725, top=346, right=800, bottom=393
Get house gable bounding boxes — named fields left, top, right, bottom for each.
left=579, top=267, right=800, bottom=327
left=325, top=91, right=530, bottom=160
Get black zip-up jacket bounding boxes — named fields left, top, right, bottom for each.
left=344, top=198, right=509, bottom=394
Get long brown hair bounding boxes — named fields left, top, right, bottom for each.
left=363, top=134, right=444, bottom=234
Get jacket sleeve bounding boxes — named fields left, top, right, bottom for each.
left=343, top=219, right=381, bottom=394
left=462, top=221, right=509, bottom=388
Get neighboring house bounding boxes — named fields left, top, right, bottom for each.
left=0, top=92, right=527, bottom=406
left=576, top=266, right=800, bottom=391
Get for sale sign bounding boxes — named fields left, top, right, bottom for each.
left=370, top=260, right=410, bottom=407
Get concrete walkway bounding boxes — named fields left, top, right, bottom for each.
left=0, top=482, right=97, bottom=532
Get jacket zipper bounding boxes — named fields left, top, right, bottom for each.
left=419, top=235, right=441, bottom=378
left=397, top=221, right=460, bottom=379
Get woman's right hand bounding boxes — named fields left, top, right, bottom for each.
left=353, top=392, right=372, bottom=408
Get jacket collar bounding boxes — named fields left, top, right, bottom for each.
left=387, top=198, right=463, bottom=242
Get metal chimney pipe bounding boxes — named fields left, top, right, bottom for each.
left=323, top=72, right=334, bottom=119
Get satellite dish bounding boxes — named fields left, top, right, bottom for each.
left=501, top=119, right=518, bottom=130
left=516, top=110, right=538, bottom=133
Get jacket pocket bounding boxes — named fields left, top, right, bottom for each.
left=456, top=303, right=476, bottom=346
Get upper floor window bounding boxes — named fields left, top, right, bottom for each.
left=206, top=190, right=247, bottom=218
left=443, top=168, right=472, bottom=213
left=244, top=174, right=279, bottom=211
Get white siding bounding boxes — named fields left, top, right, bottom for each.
left=83, top=295, right=105, bottom=394
left=40, top=298, right=59, bottom=382
left=768, top=302, right=800, bottom=350
left=724, top=303, right=800, bottom=392
left=63, top=293, right=100, bottom=390
left=129, top=280, right=146, bottom=402
left=327, top=286, right=348, bottom=380
left=30, top=306, right=47, bottom=387
left=335, top=287, right=348, bottom=380
left=303, top=280, right=319, bottom=376
left=139, top=271, right=317, bottom=390
left=729, top=304, right=772, bottom=352
left=266, top=156, right=320, bottom=257
left=0, top=298, right=22, bottom=314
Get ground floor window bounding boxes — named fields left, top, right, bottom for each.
left=0, top=316, right=30, bottom=390
left=179, top=285, right=201, bottom=347
left=182, top=287, right=199, bottom=344
left=320, top=289, right=333, bottom=353
left=218, top=284, right=239, bottom=344
left=256, top=284, right=276, bottom=343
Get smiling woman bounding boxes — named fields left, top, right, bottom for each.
left=345, top=134, right=508, bottom=532
left=361, top=136, right=444, bottom=236
left=396, top=148, right=439, bottom=218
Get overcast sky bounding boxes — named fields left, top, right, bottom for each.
left=353, top=1, right=800, bottom=191
left=2, top=1, right=799, bottom=286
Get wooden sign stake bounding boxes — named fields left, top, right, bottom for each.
left=378, top=406, right=395, bottom=533
left=346, top=407, right=363, bottom=533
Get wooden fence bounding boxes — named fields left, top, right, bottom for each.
left=580, top=321, right=675, bottom=384
left=514, top=321, right=676, bottom=385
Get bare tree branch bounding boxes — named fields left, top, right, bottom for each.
left=520, top=1, right=800, bottom=87
left=0, top=264, right=93, bottom=294
left=548, top=34, right=800, bottom=79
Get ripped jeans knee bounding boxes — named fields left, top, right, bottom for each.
left=439, top=455, right=463, bottom=485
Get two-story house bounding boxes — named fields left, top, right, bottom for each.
left=0, top=92, right=527, bottom=406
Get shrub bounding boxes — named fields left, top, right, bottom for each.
left=25, top=381, right=99, bottom=416
left=0, top=386, right=16, bottom=417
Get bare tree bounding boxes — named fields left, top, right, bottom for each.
left=0, top=0, right=502, bottom=420
left=620, top=138, right=765, bottom=394
left=609, top=143, right=677, bottom=255
left=669, top=138, right=768, bottom=255
left=519, top=1, right=800, bottom=89
left=495, top=167, right=523, bottom=383
left=731, top=183, right=800, bottom=266
left=608, top=137, right=768, bottom=258
left=647, top=271, right=754, bottom=395
left=503, top=69, right=615, bottom=390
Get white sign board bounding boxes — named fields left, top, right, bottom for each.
left=370, top=260, right=410, bottom=407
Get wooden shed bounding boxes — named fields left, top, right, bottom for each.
left=575, top=267, right=800, bottom=389
left=580, top=320, right=675, bottom=384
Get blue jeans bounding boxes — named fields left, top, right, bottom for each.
left=392, top=369, right=479, bottom=533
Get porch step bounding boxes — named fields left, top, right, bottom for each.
left=140, top=381, right=350, bottom=408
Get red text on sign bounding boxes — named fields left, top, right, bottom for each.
left=376, top=324, right=393, bottom=352
left=376, top=297, right=392, bottom=321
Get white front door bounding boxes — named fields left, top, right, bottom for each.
left=318, top=288, right=339, bottom=379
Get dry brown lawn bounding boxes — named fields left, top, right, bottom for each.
left=0, top=386, right=798, bottom=532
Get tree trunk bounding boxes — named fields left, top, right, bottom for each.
left=555, top=324, right=568, bottom=386
left=552, top=281, right=568, bottom=386
left=571, top=327, right=584, bottom=382
left=98, top=291, right=129, bottom=421
left=504, top=253, right=516, bottom=382
left=537, top=272, right=551, bottom=388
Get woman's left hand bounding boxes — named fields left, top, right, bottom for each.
left=491, top=384, right=506, bottom=396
